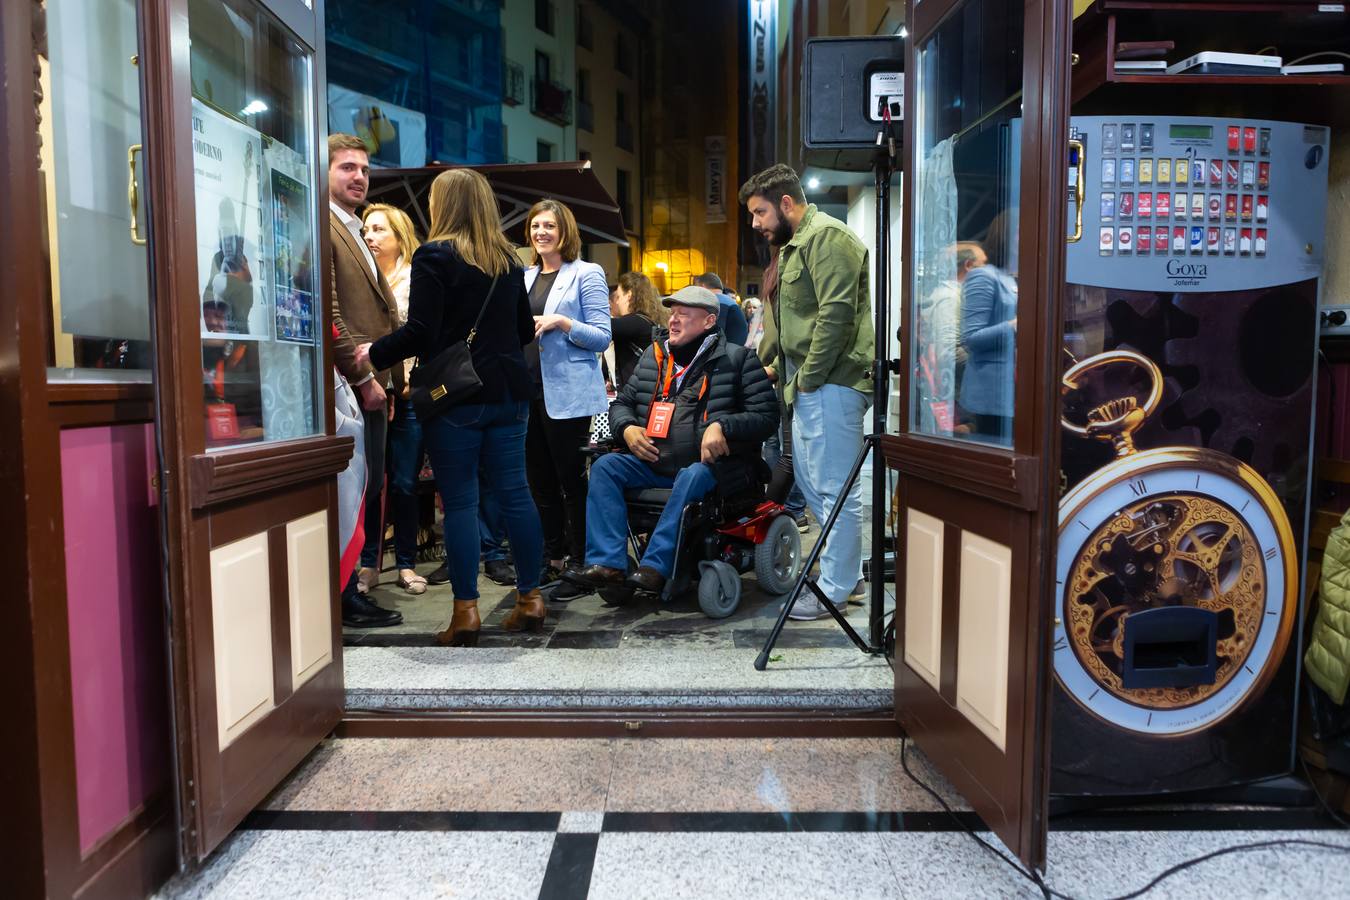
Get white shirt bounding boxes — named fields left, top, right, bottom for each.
left=329, top=200, right=379, bottom=279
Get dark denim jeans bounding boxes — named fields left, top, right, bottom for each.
left=584, top=453, right=717, bottom=577
left=479, top=481, right=510, bottom=563
left=422, top=401, right=543, bottom=599
left=386, top=396, right=424, bottom=569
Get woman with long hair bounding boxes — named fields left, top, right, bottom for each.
left=521, top=199, right=612, bottom=600
left=608, top=270, right=664, bottom=391
left=357, top=168, right=546, bottom=644
left=361, top=203, right=430, bottom=595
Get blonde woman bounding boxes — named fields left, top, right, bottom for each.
left=358, top=204, right=431, bottom=594
left=356, top=168, right=545, bottom=645
left=522, top=199, right=612, bottom=599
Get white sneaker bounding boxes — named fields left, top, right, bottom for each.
left=785, top=595, right=846, bottom=621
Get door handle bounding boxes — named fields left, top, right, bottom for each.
left=1067, top=138, right=1084, bottom=243
left=128, top=143, right=147, bottom=246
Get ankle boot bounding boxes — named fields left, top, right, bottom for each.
left=436, top=599, right=481, bottom=647
left=500, top=588, right=546, bottom=633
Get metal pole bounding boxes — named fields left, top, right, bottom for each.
left=869, top=146, right=893, bottom=647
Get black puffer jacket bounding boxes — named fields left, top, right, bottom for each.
left=609, top=328, right=778, bottom=476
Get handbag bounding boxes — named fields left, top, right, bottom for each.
left=408, top=272, right=499, bottom=420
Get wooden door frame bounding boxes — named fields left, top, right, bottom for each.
left=886, top=0, right=1073, bottom=868
left=140, top=0, right=350, bottom=862
left=1, top=1, right=181, bottom=897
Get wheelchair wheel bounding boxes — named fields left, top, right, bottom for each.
left=698, top=560, right=742, bottom=619
left=754, top=514, right=802, bottom=595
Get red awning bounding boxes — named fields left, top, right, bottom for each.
left=366, top=160, right=629, bottom=246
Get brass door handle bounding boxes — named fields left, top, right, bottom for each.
left=1067, top=138, right=1084, bottom=243
left=128, top=143, right=146, bottom=246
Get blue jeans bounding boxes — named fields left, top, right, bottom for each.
left=792, top=383, right=869, bottom=604
left=421, top=401, right=543, bottom=599
left=478, top=479, right=510, bottom=563
left=386, top=397, right=425, bottom=569
left=585, top=453, right=717, bottom=577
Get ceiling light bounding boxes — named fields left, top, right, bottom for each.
left=240, top=99, right=268, bottom=116
left=807, top=177, right=821, bottom=190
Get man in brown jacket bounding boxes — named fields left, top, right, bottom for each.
left=328, top=133, right=403, bottom=628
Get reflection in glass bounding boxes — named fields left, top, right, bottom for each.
left=908, top=0, right=1023, bottom=447
left=40, top=0, right=153, bottom=379
left=189, top=0, right=322, bottom=449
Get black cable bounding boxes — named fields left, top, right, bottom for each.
left=899, top=733, right=1350, bottom=899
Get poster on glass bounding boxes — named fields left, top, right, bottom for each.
left=193, top=98, right=267, bottom=341
left=270, top=168, right=314, bottom=344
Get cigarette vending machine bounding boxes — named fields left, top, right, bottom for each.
left=1052, top=116, right=1330, bottom=796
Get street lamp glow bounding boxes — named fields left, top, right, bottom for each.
left=806, top=177, right=821, bottom=191
left=655, top=261, right=669, bottom=272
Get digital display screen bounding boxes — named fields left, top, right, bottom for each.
left=1170, top=124, right=1214, bottom=140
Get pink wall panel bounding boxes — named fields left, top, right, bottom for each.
left=60, top=424, right=170, bottom=854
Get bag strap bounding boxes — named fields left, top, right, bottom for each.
left=466, top=272, right=501, bottom=347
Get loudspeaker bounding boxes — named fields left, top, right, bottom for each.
left=802, top=36, right=904, bottom=171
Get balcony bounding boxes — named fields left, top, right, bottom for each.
left=530, top=78, right=573, bottom=126
left=577, top=99, right=594, bottom=133
left=503, top=60, right=524, bottom=106
left=616, top=119, right=634, bottom=152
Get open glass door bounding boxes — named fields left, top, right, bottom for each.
left=889, top=0, right=1072, bottom=870
left=143, top=0, right=349, bottom=860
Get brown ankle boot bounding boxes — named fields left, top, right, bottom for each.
left=436, top=599, right=481, bottom=647
left=500, top=588, right=546, bottom=633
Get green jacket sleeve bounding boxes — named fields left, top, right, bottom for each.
left=795, top=228, right=866, bottom=394
left=758, top=302, right=780, bottom=371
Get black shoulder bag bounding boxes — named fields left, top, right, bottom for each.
left=408, top=272, right=499, bottom=420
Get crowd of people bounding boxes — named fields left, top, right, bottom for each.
left=324, top=133, right=874, bottom=639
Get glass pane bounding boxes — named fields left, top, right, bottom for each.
left=189, top=0, right=323, bottom=449
left=908, top=0, right=1024, bottom=447
left=40, top=0, right=153, bottom=380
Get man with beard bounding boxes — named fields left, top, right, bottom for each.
left=568, top=286, right=778, bottom=596
left=739, top=164, right=873, bottom=620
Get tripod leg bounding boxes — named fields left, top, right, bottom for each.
left=754, top=439, right=877, bottom=670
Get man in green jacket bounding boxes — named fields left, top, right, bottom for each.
left=740, top=164, right=874, bottom=619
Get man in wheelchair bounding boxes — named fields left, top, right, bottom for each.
left=567, top=285, right=779, bottom=597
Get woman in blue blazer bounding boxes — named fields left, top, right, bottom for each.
left=522, top=199, right=612, bottom=597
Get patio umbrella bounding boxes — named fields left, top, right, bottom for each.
left=366, top=160, right=629, bottom=246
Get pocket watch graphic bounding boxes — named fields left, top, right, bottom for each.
left=1055, top=350, right=1297, bottom=736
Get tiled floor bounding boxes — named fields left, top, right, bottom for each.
left=158, top=737, right=1350, bottom=899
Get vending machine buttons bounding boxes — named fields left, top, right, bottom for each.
left=1259, top=128, right=1271, bottom=155
left=1157, top=158, right=1172, bottom=184
left=1137, top=192, right=1153, bottom=217
left=1190, top=225, right=1205, bottom=254
left=1256, top=195, right=1269, bottom=222
left=1121, top=158, right=1136, bottom=185
left=1209, top=160, right=1223, bottom=186
left=1207, top=227, right=1221, bottom=254
left=1227, top=125, right=1241, bottom=153
left=1119, top=192, right=1134, bottom=217
left=1242, top=126, right=1257, bottom=154
left=1191, top=193, right=1205, bottom=219
left=1223, top=227, right=1237, bottom=255
left=1208, top=195, right=1222, bottom=221
left=1241, top=195, right=1253, bottom=221
left=1239, top=228, right=1253, bottom=256
left=1225, top=160, right=1240, bottom=188
left=1119, top=226, right=1134, bottom=254
left=1174, top=192, right=1187, bottom=219
left=1172, top=226, right=1186, bottom=254
left=1241, top=160, right=1256, bottom=189
left=1099, top=192, right=1115, bottom=220
left=1256, top=228, right=1268, bottom=255
left=1153, top=227, right=1169, bottom=254
left=1224, top=194, right=1238, bottom=220
left=1193, top=159, right=1206, bottom=186
left=1099, top=227, right=1114, bottom=254
left=1258, top=162, right=1270, bottom=188
left=1102, top=124, right=1118, bottom=153
left=1155, top=192, right=1170, bottom=217
left=1101, top=158, right=1117, bottom=185
left=1138, top=225, right=1153, bottom=254
left=1121, top=124, right=1136, bottom=152
left=1140, top=124, right=1155, bottom=151
left=1139, top=159, right=1154, bottom=184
